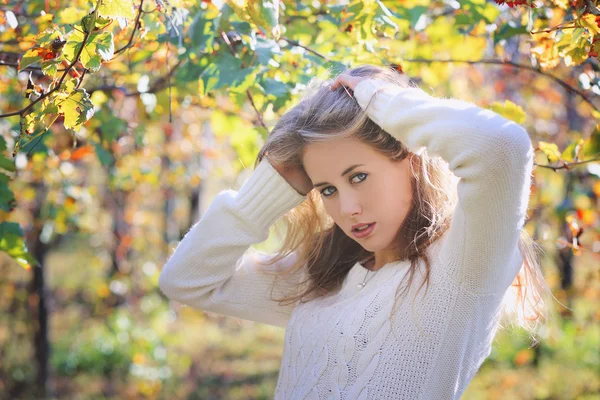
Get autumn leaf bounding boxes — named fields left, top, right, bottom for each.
left=63, top=26, right=114, bottom=72
left=97, top=0, right=135, bottom=20
left=19, top=29, right=66, bottom=71
left=489, top=100, right=526, bottom=124
left=59, top=89, right=95, bottom=131
left=538, top=141, right=562, bottom=163
left=71, top=145, right=95, bottom=161
left=0, top=222, right=36, bottom=270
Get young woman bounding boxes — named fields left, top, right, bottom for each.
left=159, top=64, right=553, bottom=399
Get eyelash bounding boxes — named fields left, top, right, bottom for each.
left=320, top=173, right=368, bottom=197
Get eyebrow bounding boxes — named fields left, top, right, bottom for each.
left=313, top=164, right=365, bottom=188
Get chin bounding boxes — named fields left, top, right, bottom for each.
left=357, top=239, right=383, bottom=252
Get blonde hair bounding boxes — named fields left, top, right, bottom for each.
left=254, top=64, right=556, bottom=344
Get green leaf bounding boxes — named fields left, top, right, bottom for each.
left=0, top=222, right=38, bottom=270
left=455, top=13, right=475, bottom=27
left=255, top=37, right=281, bottom=65
left=60, top=89, right=95, bottom=131
left=0, top=221, right=23, bottom=236
left=581, top=125, right=600, bottom=159
left=37, top=28, right=64, bottom=47
left=64, top=27, right=114, bottom=72
left=561, top=139, right=585, bottom=162
left=0, top=173, right=16, bottom=212
left=260, top=77, right=291, bottom=112
left=41, top=58, right=63, bottom=76
left=0, top=156, right=15, bottom=172
left=96, top=110, right=127, bottom=143
left=175, top=59, right=210, bottom=84
left=494, top=21, right=529, bottom=45
left=373, top=0, right=398, bottom=37
left=394, top=6, right=427, bottom=29
left=94, top=31, right=115, bottom=60
left=199, top=52, right=256, bottom=94
left=248, top=0, right=279, bottom=37
left=97, top=0, right=135, bottom=20
left=82, top=14, right=113, bottom=33
left=190, top=12, right=217, bottom=52
left=91, top=140, right=114, bottom=166
left=489, top=100, right=526, bottom=125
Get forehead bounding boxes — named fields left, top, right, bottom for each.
left=302, top=137, right=384, bottom=175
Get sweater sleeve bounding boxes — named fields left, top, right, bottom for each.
left=353, top=78, right=534, bottom=294
left=158, top=157, right=307, bottom=328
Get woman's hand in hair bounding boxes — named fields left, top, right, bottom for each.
left=330, top=73, right=366, bottom=91
left=265, top=153, right=313, bottom=196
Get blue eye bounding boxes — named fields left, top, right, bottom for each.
left=320, top=173, right=368, bottom=197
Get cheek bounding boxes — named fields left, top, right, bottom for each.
left=377, top=175, right=412, bottom=223
left=322, top=200, right=341, bottom=223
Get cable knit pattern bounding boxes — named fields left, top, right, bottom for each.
left=158, top=78, right=534, bottom=399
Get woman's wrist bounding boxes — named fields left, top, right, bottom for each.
left=266, top=156, right=313, bottom=196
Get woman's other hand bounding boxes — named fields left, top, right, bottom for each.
left=265, top=153, right=313, bottom=196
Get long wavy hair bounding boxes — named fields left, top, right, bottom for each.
left=253, top=64, right=557, bottom=344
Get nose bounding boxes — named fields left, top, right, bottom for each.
left=339, top=191, right=362, bottom=218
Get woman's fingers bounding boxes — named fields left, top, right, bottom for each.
left=330, top=74, right=363, bottom=91
left=330, top=75, right=347, bottom=90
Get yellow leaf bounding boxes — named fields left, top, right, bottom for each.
left=35, top=14, right=54, bottom=32
left=580, top=14, right=600, bottom=35
left=57, top=7, right=87, bottom=25
left=594, top=181, right=600, bottom=197
left=98, top=0, right=135, bottom=20
left=489, top=100, right=526, bottom=125
left=552, top=0, right=569, bottom=9
left=531, top=33, right=560, bottom=70
left=538, top=141, right=561, bottom=163
left=60, top=89, right=95, bottom=131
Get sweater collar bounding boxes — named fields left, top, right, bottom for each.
left=344, top=259, right=412, bottom=294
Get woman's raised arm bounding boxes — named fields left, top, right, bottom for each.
left=353, top=78, right=534, bottom=295
left=158, top=158, right=307, bottom=328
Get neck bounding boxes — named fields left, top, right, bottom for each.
left=371, top=238, right=412, bottom=271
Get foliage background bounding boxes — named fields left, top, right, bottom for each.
left=0, top=0, right=599, bottom=398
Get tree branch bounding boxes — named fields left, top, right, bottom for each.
left=399, top=58, right=599, bottom=112
left=219, top=30, right=269, bottom=133
left=535, top=156, right=600, bottom=171
left=277, top=39, right=597, bottom=113
left=113, top=0, right=145, bottom=57
left=280, top=37, right=332, bottom=63
left=0, top=0, right=134, bottom=119
left=584, top=0, right=600, bottom=16
left=85, top=58, right=183, bottom=96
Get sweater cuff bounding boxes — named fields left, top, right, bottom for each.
left=353, top=79, right=422, bottom=128
left=232, top=158, right=307, bottom=232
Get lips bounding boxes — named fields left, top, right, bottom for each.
left=352, top=222, right=374, bottom=231
left=352, top=223, right=376, bottom=238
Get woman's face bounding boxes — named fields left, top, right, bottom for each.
left=302, top=137, right=413, bottom=254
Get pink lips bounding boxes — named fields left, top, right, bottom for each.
left=352, top=223, right=375, bottom=238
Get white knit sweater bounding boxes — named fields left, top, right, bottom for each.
left=158, top=78, right=534, bottom=399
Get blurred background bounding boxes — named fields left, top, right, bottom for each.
left=0, top=0, right=599, bottom=399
